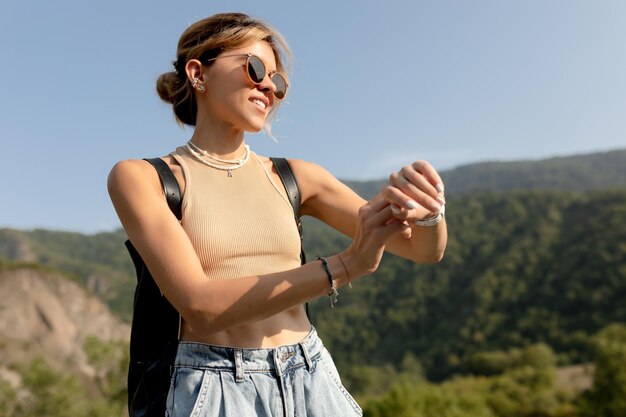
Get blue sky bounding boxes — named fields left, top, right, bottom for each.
left=1, top=0, right=625, bottom=233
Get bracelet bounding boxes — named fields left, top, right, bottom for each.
left=337, top=253, right=352, bottom=288
left=414, top=204, right=445, bottom=227
left=317, top=256, right=339, bottom=308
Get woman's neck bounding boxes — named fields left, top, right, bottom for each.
left=190, top=120, right=247, bottom=160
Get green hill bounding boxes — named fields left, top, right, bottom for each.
left=307, top=189, right=626, bottom=381
left=1, top=149, right=624, bottom=383
left=440, top=148, right=626, bottom=196
left=345, top=148, right=626, bottom=199
left=0, top=228, right=135, bottom=321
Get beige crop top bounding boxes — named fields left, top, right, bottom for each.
left=170, top=146, right=302, bottom=280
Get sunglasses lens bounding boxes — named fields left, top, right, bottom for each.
left=247, top=55, right=266, bottom=84
left=271, top=74, right=288, bottom=100
left=246, top=54, right=288, bottom=100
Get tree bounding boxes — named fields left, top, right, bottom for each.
left=582, top=324, right=626, bottom=417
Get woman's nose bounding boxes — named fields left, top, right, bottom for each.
left=256, top=74, right=277, bottom=97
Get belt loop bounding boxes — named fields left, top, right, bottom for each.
left=273, top=349, right=282, bottom=379
left=234, top=349, right=244, bottom=383
left=299, top=342, right=313, bottom=373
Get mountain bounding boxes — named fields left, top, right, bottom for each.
left=0, top=228, right=135, bottom=321
left=440, top=148, right=626, bottom=196
left=345, top=148, right=626, bottom=199
left=0, top=264, right=129, bottom=386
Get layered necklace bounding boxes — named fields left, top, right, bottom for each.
left=185, top=140, right=251, bottom=177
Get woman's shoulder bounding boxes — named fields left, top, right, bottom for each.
left=109, top=158, right=155, bottom=183
left=107, top=158, right=164, bottom=199
left=290, top=159, right=343, bottom=190
left=257, top=155, right=336, bottom=187
left=254, top=154, right=333, bottom=180
left=255, top=154, right=345, bottom=205
left=107, top=157, right=179, bottom=231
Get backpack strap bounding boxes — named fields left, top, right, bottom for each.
left=270, top=157, right=306, bottom=264
left=270, top=157, right=309, bottom=319
left=270, top=158, right=302, bottom=234
left=127, top=158, right=183, bottom=416
left=144, top=158, right=182, bottom=221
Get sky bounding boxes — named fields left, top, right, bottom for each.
left=0, top=0, right=625, bottom=234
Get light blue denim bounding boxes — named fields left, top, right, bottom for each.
left=165, top=327, right=362, bottom=417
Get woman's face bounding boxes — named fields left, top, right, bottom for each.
left=200, top=41, right=281, bottom=133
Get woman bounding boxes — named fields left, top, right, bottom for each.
left=108, top=12, right=447, bottom=417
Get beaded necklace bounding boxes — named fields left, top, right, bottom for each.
left=185, top=141, right=250, bottom=177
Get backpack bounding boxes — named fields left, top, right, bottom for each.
left=125, top=157, right=305, bottom=417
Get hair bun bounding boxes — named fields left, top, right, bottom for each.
left=156, top=71, right=180, bottom=104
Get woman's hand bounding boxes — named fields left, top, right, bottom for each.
left=340, top=195, right=411, bottom=278
left=382, top=160, right=446, bottom=224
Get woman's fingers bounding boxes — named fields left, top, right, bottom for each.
left=347, top=200, right=411, bottom=277
left=389, top=171, right=442, bottom=212
left=368, top=193, right=391, bottom=212
left=359, top=199, right=400, bottom=229
left=383, top=160, right=446, bottom=221
left=412, top=160, right=444, bottom=194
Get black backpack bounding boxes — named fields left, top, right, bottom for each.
left=125, top=157, right=305, bottom=417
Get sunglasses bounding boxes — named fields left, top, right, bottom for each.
left=204, top=53, right=288, bottom=100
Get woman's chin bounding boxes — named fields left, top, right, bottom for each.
left=245, top=121, right=266, bottom=133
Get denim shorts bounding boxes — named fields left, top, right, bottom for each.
left=165, top=327, right=362, bottom=417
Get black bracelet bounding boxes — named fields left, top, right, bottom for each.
left=317, top=256, right=339, bottom=308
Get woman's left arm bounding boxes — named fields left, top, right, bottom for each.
left=292, top=159, right=447, bottom=264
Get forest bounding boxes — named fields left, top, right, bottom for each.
left=0, top=149, right=624, bottom=416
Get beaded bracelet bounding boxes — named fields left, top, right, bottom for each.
left=317, top=256, right=339, bottom=308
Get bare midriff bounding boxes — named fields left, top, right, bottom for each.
left=179, top=305, right=311, bottom=348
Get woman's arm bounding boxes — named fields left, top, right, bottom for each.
left=380, top=160, right=448, bottom=262
left=293, top=159, right=447, bottom=264
left=108, top=159, right=406, bottom=334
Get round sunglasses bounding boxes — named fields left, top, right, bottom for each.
left=204, top=53, right=288, bottom=100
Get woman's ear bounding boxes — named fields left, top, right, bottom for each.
left=185, top=59, right=204, bottom=83
left=185, top=59, right=206, bottom=92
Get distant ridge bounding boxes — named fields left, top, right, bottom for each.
left=441, top=148, right=626, bottom=197
left=345, top=148, right=626, bottom=199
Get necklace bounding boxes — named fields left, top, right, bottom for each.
left=185, top=141, right=251, bottom=177
left=187, top=141, right=248, bottom=165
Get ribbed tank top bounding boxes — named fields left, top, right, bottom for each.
left=170, top=146, right=302, bottom=280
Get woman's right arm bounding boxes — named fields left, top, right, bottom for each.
left=108, top=159, right=403, bottom=334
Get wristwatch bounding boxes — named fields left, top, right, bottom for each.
left=414, top=204, right=445, bottom=227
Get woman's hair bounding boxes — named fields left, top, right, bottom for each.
left=156, top=12, right=291, bottom=127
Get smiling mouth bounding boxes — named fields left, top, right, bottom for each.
left=251, top=98, right=268, bottom=110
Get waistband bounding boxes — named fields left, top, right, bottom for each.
left=174, top=327, right=323, bottom=382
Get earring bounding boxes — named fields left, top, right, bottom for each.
left=191, top=78, right=206, bottom=92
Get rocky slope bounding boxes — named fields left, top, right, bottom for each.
left=0, top=266, right=130, bottom=381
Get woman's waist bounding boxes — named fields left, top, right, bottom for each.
left=179, top=305, right=310, bottom=348
left=174, top=325, right=323, bottom=373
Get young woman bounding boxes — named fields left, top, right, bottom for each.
left=108, top=12, right=447, bottom=417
